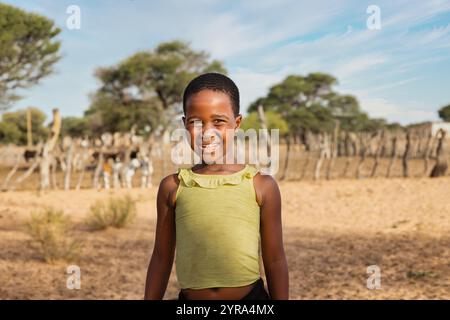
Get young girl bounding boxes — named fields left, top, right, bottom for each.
left=144, top=73, right=289, bottom=300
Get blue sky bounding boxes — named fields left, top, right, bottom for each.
left=4, top=0, right=450, bottom=125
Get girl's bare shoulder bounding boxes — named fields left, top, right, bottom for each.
left=253, top=172, right=280, bottom=206
left=159, top=172, right=180, bottom=189
left=157, top=172, right=180, bottom=207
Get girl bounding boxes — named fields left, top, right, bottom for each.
left=144, top=73, right=289, bottom=300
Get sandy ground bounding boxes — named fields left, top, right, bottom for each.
left=0, top=176, right=449, bottom=299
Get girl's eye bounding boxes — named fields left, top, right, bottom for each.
left=214, top=119, right=225, bottom=124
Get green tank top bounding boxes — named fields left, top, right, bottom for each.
left=175, top=164, right=261, bottom=289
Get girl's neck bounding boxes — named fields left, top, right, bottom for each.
left=193, top=162, right=246, bottom=174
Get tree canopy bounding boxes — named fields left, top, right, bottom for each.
left=85, top=40, right=226, bottom=135
left=0, top=107, right=48, bottom=144
left=240, top=110, right=289, bottom=136
left=248, top=73, right=388, bottom=134
left=0, top=3, right=61, bottom=111
left=61, top=116, right=90, bottom=138
left=438, top=104, right=450, bottom=122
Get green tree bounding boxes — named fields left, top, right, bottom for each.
left=0, top=3, right=61, bottom=111
left=85, top=93, right=161, bottom=136
left=240, top=111, right=289, bottom=136
left=248, top=73, right=339, bottom=135
left=249, top=73, right=387, bottom=135
left=328, top=94, right=385, bottom=132
left=0, top=120, right=21, bottom=144
left=87, top=40, right=226, bottom=135
left=61, top=116, right=90, bottom=138
left=249, top=74, right=336, bottom=117
left=0, top=107, right=48, bottom=145
left=438, top=104, right=450, bottom=121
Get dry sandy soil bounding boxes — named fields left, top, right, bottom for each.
left=0, top=176, right=449, bottom=299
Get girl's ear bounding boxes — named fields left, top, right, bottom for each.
left=235, top=114, right=242, bottom=129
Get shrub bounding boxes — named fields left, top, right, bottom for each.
left=86, top=195, right=137, bottom=230
left=406, top=270, right=438, bottom=279
left=25, top=208, right=82, bottom=263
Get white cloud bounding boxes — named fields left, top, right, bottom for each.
left=333, top=54, right=388, bottom=79
left=355, top=77, right=421, bottom=95
left=187, top=0, right=347, bottom=59
left=383, top=0, right=450, bottom=29
left=231, top=68, right=287, bottom=113
left=360, top=97, right=439, bottom=124
left=190, top=12, right=259, bottom=59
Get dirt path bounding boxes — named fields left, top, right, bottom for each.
left=0, top=177, right=449, bottom=299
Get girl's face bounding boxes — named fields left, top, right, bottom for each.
left=183, top=89, right=242, bottom=164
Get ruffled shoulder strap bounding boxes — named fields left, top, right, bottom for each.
left=177, top=164, right=259, bottom=189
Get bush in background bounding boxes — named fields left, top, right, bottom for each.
left=86, top=195, right=137, bottom=230
left=25, top=207, right=82, bottom=263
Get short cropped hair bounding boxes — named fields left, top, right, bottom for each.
left=182, top=72, right=240, bottom=116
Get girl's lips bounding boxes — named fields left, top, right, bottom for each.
left=201, top=143, right=220, bottom=147
left=201, top=142, right=221, bottom=152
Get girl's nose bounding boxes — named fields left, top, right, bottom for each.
left=202, top=121, right=214, bottom=131
left=202, top=128, right=220, bottom=143
left=202, top=129, right=215, bottom=142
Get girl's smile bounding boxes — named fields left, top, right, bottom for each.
left=183, top=89, right=242, bottom=163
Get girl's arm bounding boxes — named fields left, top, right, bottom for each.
left=144, top=175, right=177, bottom=300
left=256, top=175, right=289, bottom=300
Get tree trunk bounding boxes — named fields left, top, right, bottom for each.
left=402, top=130, right=411, bottom=178
left=75, top=151, right=87, bottom=191
left=314, top=132, right=329, bottom=180
left=370, top=129, right=385, bottom=177
left=39, top=109, right=61, bottom=190
left=280, top=134, right=291, bottom=181
left=1, top=155, right=21, bottom=191
left=93, top=152, right=104, bottom=190
left=50, top=156, right=58, bottom=189
left=430, top=129, right=448, bottom=178
left=27, top=108, right=33, bottom=148
left=356, top=133, right=368, bottom=179
left=326, top=120, right=340, bottom=180
left=11, top=159, right=40, bottom=191
left=386, top=135, right=398, bottom=178
left=422, top=132, right=432, bottom=176
left=64, top=141, right=75, bottom=190
left=300, top=130, right=311, bottom=180
left=292, top=134, right=302, bottom=180
left=341, top=131, right=354, bottom=178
